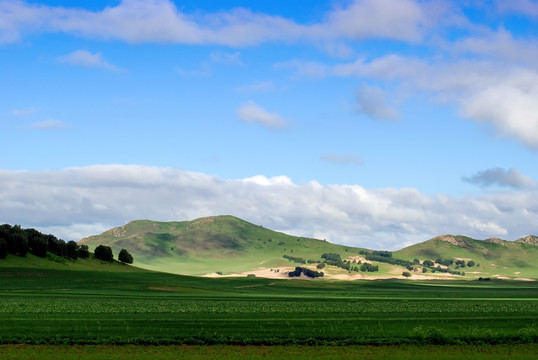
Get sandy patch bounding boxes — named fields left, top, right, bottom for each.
left=515, top=277, right=535, bottom=282
left=493, top=274, right=511, bottom=280
left=514, top=271, right=521, bottom=274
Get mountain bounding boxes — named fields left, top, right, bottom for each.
left=80, top=216, right=538, bottom=280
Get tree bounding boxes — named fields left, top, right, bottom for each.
left=11, top=226, right=28, bottom=257
left=77, top=244, right=90, bottom=259
left=0, top=238, right=7, bottom=259
left=66, top=240, right=78, bottom=259
left=94, top=245, right=113, bottom=262
left=118, top=249, right=134, bottom=264
left=27, top=228, right=47, bottom=257
left=402, top=271, right=412, bottom=277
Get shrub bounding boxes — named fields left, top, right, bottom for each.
left=118, top=249, right=134, bottom=264
left=402, top=271, right=412, bottom=277
left=94, top=245, right=114, bottom=262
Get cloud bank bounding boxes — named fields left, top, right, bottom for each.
left=1, top=165, right=536, bottom=250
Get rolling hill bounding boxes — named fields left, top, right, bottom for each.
left=79, top=215, right=538, bottom=280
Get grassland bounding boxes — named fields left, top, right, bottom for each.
left=1, top=259, right=537, bottom=346
left=1, top=253, right=537, bottom=359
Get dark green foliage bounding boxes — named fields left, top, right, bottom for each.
left=77, top=244, right=90, bottom=259
left=94, top=245, right=114, bottom=262
left=282, top=255, right=306, bottom=264
left=0, top=238, right=7, bottom=259
left=26, top=228, right=48, bottom=257
left=435, top=258, right=454, bottom=266
left=467, top=260, right=475, bottom=267
left=288, top=266, right=324, bottom=278
left=455, top=260, right=466, bottom=268
left=119, top=249, right=134, bottom=264
left=372, top=250, right=392, bottom=258
left=413, top=258, right=420, bottom=264
left=402, top=271, right=412, bottom=277
left=360, top=263, right=379, bottom=272
left=316, top=262, right=326, bottom=269
left=365, top=253, right=412, bottom=267
left=10, top=225, right=28, bottom=257
left=423, top=260, right=435, bottom=267
left=66, top=240, right=79, bottom=259
left=321, top=253, right=342, bottom=262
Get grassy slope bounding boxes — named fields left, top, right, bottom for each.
left=395, top=235, right=538, bottom=279
left=80, top=215, right=363, bottom=275
left=0, top=251, right=148, bottom=273
left=79, top=216, right=538, bottom=280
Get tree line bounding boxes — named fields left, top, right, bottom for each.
left=0, top=224, right=133, bottom=264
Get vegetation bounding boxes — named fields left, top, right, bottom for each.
left=0, top=260, right=536, bottom=346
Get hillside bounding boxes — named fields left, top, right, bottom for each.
left=395, top=235, right=538, bottom=280
left=80, top=215, right=364, bottom=277
left=80, top=215, right=538, bottom=280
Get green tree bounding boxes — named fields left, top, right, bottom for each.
left=118, top=249, right=134, bottom=264
left=94, top=245, right=114, bottom=262
left=0, top=238, right=7, bottom=259
left=402, top=271, right=412, bottom=277
left=77, top=244, right=90, bottom=259
left=66, top=240, right=78, bottom=259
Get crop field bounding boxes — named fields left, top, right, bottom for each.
left=0, top=265, right=537, bottom=358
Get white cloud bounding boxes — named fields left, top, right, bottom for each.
left=463, top=168, right=536, bottom=189
left=57, top=50, right=119, bottom=70
left=323, top=0, right=425, bottom=42
left=28, top=119, right=68, bottom=130
left=355, top=84, right=398, bottom=120
left=1, top=165, right=537, bottom=249
left=0, top=0, right=434, bottom=46
left=237, top=101, right=287, bottom=129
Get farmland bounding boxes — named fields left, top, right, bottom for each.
left=1, top=265, right=537, bottom=347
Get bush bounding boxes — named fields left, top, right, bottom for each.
left=118, top=249, right=134, bottom=264
left=77, top=244, right=90, bottom=259
left=94, top=245, right=114, bottom=262
left=402, top=271, right=412, bottom=277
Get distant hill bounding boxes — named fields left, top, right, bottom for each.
left=80, top=215, right=362, bottom=276
left=80, top=215, right=538, bottom=280
left=395, top=235, right=538, bottom=280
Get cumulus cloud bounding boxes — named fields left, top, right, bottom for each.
left=237, top=101, right=287, bottom=129
left=355, top=84, right=398, bottom=120
left=0, top=0, right=434, bottom=46
left=1, top=165, right=537, bottom=249
left=28, top=119, right=68, bottom=130
left=463, top=168, right=536, bottom=189
left=57, top=50, right=119, bottom=70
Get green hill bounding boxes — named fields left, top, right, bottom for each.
left=79, top=215, right=363, bottom=276
left=394, top=235, right=538, bottom=280
left=79, top=215, right=538, bottom=280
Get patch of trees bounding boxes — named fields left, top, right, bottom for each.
left=360, top=263, right=379, bottom=272
left=365, top=253, right=413, bottom=267
left=288, top=266, right=324, bottom=278
left=283, top=254, right=305, bottom=263
left=435, top=258, right=454, bottom=266
left=478, top=277, right=491, bottom=281
left=0, top=223, right=132, bottom=265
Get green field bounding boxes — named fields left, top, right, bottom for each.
left=1, top=263, right=537, bottom=346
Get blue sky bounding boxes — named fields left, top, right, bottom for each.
left=1, top=0, right=538, bottom=249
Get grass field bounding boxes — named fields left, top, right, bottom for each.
left=1, top=264, right=537, bottom=347
left=1, top=344, right=537, bottom=360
